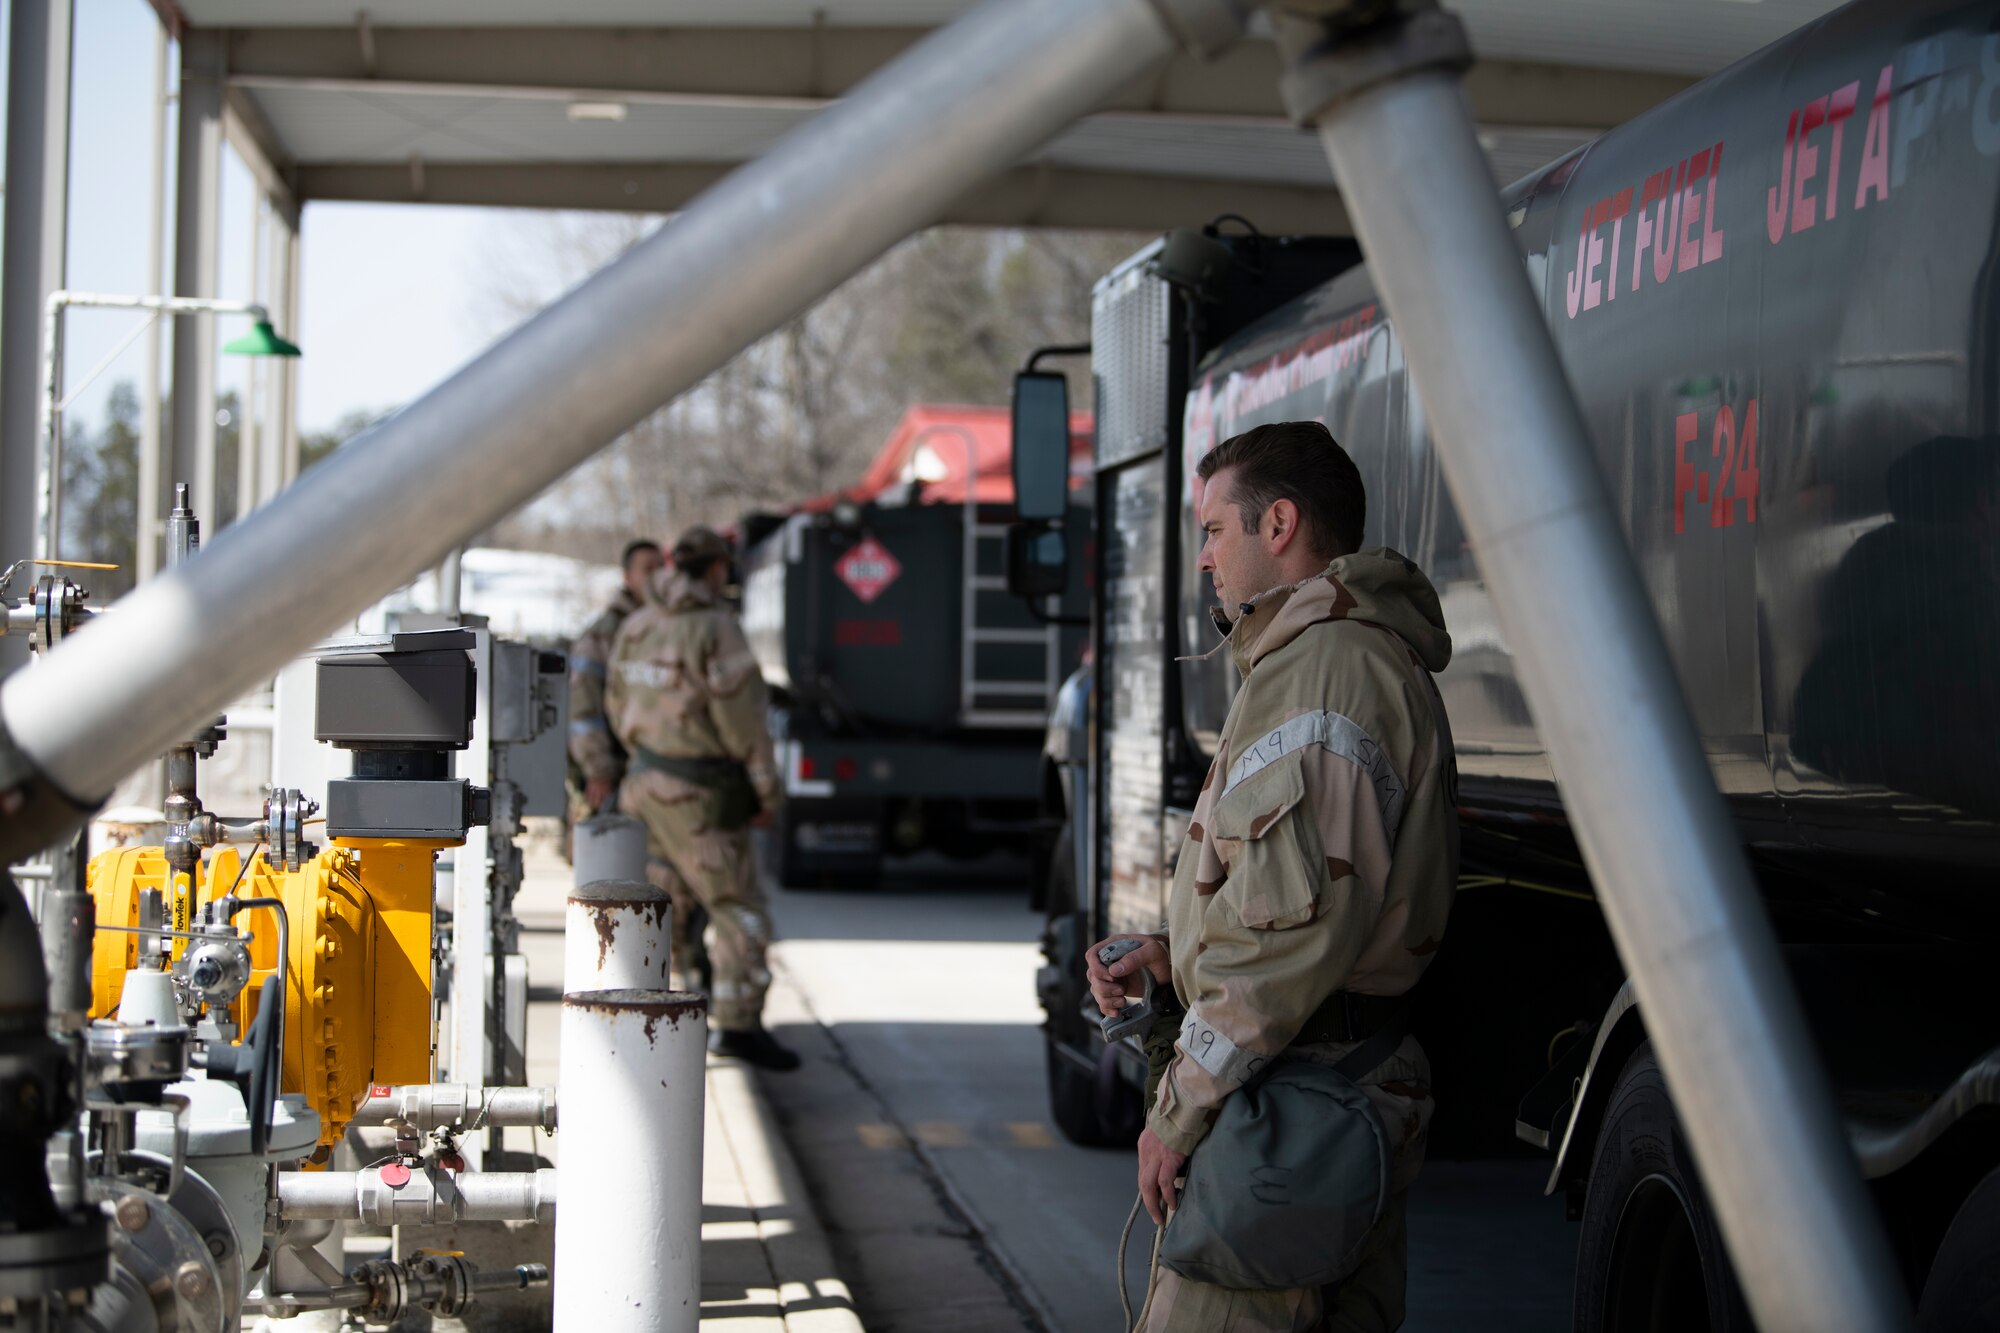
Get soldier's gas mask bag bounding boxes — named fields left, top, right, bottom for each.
left=1159, top=1056, right=1390, bottom=1290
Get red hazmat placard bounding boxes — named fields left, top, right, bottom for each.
left=835, top=537, right=902, bottom=604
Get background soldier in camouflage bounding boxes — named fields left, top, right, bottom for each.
left=1088, top=422, right=1458, bottom=1332
left=567, top=538, right=663, bottom=826
left=606, top=525, right=800, bottom=1071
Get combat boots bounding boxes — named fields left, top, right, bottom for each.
left=710, top=1025, right=802, bottom=1072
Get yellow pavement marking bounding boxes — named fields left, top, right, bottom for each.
left=857, top=1120, right=1057, bottom=1149
left=856, top=1123, right=907, bottom=1149
left=1006, top=1121, right=1056, bottom=1148
left=912, top=1121, right=969, bottom=1147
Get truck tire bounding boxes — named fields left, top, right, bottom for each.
left=1040, top=832, right=1142, bottom=1148
left=1574, top=1042, right=1752, bottom=1333
left=1918, top=1166, right=2000, bottom=1329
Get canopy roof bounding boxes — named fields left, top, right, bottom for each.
left=165, top=0, right=1846, bottom=233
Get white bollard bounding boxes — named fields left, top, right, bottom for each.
left=572, top=813, right=648, bottom=890
left=564, top=879, right=673, bottom=993
left=553, top=989, right=706, bottom=1333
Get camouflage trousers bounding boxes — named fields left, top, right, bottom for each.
left=1140, top=1035, right=1433, bottom=1333
left=619, top=769, right=773, bottom=1031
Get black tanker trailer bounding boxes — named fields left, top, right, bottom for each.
left=1019, top=0, right=2000, bottom=1325
left=740, top=496, right=1088, bottom=886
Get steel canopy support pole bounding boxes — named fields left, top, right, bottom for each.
left=277, top=211, right=302, bottom=492
left=139, top=21, right=171, bottom=583
left=0, top=0, right=1246, bottom=811
left=240, top=195, right=266, bottom=522
left=1273, top=9, right=1907, bottom=1331
left=173, top=31, right=224, bottom=532
left=0, top=0, right=74, bottom=676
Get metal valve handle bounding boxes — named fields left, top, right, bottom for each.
left=204, top=973, right=282, bottom=1154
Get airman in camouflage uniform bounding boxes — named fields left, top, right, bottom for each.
left=606, top=526, right=799, bottom=1071
left=1090, top=422, right=1457, bottom=1332
left=567, top=538, right=662, bottom=827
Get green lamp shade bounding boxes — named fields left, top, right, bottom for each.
left=223, top=320, right=302, bottom=357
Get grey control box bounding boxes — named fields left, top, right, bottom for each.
left=324, top=778, right=489, bottom=841
left=314, top=629, right=476, bottom=749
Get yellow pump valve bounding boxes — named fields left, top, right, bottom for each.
left=87, top=832, right=456, bottom=1152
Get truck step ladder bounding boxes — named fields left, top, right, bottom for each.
left=962, top=515, right=1062, bottom=729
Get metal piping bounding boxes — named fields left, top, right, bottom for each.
left=1284, top=17, right=1908, bottom=1330
left=275, top=1167, right=557, bottom=1225
left=139, top=24, right=169, bottom=583
left=35, top=876, right=91, bottom=1032
left=0, top=0, right=73, bottom=679
left=356, top=1083, right=558, bottom=1133
left=173, top=31, right=224, bottom=530
left=0, top=871, right=49, bottom=1023
left=571, top=814, right=647, bottom=889
left=554, top=990, right=705, bottom=1332
left=0, top=0, right=1242, bottom=810
left=39, top=291, right=277, bottom=563
left=564, top=881, right=672, bottom=993
left=0, top=869, right=65, bottom=1239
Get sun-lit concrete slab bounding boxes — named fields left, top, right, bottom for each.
left=755, top=858, right=1576, bottom=1331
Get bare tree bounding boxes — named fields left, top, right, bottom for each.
left=481, top=215, right=1144, bottom=563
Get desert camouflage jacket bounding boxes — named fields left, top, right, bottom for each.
left=1148, top=548, right=1459, bottom=1157
left=567, top=587, right=642, bottom=782
left=605, top=572, right=782, bottom=808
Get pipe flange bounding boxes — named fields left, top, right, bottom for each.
left=1271, top=2, right=1472, bottom=126
left=0, top=1211, right=110, bottom=1300
left=85, top=1021, right=191, bottom=1088
left=28, top=575, right=81, bottom=656
left=413, top=1253, right=478, bottom=1316
left=264, top=786, right=318, bottom=872
left=90, top=1175, right=230, bottom=1333
left=354, top=1256, right=412, bottom=1321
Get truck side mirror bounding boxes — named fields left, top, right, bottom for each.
left=1011, top=371, right=1071, bottom=522
left=1005, top=522, right=1068, bottom=600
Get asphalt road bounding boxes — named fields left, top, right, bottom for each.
left=752, top=857, right=1578, bottom=1333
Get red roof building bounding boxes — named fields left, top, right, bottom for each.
left=800, top=403, right=1093, bottom=512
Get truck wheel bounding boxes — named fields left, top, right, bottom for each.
left=1918, top=1166, right=2000, bottom=1329
left=1040, top=836, right=1141, bottom=1148
left=1574, top=1042, right=1752, bottom=1333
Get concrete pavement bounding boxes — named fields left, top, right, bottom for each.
left=751, top=858, right=1578, bottom=1333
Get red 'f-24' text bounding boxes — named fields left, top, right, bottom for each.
left=1674, top=398, right=1761, bottom=535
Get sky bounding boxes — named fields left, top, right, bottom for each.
left=46, top=0, right=521, bottom=444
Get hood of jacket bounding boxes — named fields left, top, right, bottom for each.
left=653, top=569, right=719, bottom=614
left=1213, top=546, right=1452, bottom=677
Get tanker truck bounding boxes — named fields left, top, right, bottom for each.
left=739, top=406, right=1089, bottom=887
left=1016, top=0, right=2000, bottom=1324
